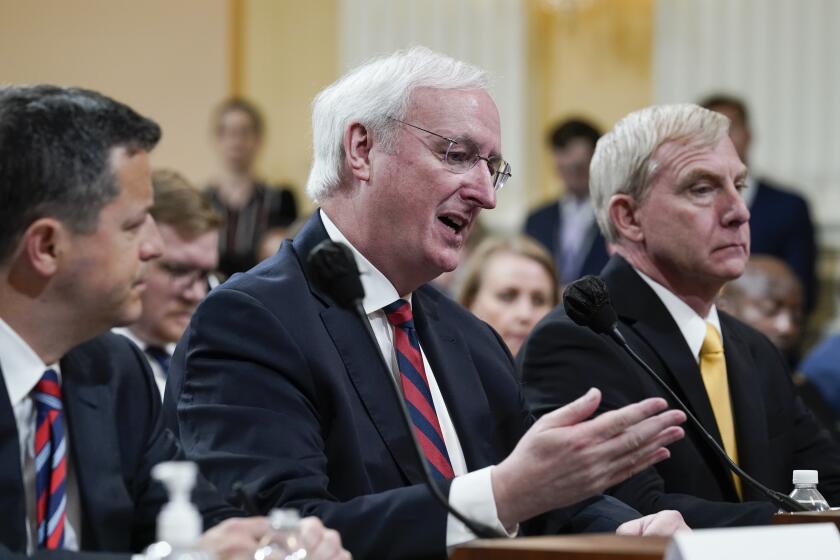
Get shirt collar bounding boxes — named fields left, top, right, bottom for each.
left=319, top=210, right=408, bottom=314
left=112, top=327, right=176, bottom=356
left=0, top=317, right=60, bottom=406
left=634, top=269, right=722, bottom=361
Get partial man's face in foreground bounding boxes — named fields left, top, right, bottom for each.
left=59, top=148, right=163, bottom=333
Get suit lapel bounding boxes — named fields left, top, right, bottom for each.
left=412, top=289, right=496, bottom=470
left=61, top=349, right=131, bottom=551
left=603, top=257, right=737, bottom=490
left=720, top=314, right=771, bottom=498
left=319, top=304, right=427, bottom=485
left=293, top=213, right=426, bottom=485
left=0, top=364, right=27, bottom=552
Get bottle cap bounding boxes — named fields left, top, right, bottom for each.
left=268, top=508, right=301, bottom=530
left=793, top=469, right=819, bottom=484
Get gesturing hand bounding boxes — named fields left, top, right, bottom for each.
left=492, top=388, right=685, bottom=527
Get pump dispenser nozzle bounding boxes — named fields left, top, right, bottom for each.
left=152, top=461, right=202, bottom=548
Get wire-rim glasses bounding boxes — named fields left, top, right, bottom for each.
left=389, top=117, right=512, bottom=191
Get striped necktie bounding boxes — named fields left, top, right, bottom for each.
left=33, top=368, right=67, bottom=549
left=384, top=299, right=454, bottom=480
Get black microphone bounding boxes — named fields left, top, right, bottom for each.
left=563, top=275, right=808, bottom=513
left=307, top=240, right=504, bottom=538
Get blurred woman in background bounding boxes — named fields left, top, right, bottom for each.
left=205, top=98, right=298, bottom=277
left=457, top=236, right=559, bottom=356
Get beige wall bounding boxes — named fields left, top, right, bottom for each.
left=239, top=0, right=338, bottom=213
left=0, top=0, right=652, bottom=216
left=527, top=0, right=653, bottom=207
left=0, top=0, right=229, bottom=185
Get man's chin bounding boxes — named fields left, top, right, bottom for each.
left=112, top=303, right=144, bottom=329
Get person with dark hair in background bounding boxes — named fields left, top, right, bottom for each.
left=524, top=118, right=609, bottom=285
left=700, top=94, right=818, bottom=314
left=166, top=47, right=688, bottom=560
left=457, top=236, right=559, bottom=357
left=718, top=256, right=840, bottom=439
left=0, top=85, right=348, bottom=560
left=114, top=170, right=223, bottom=398
left=717, top=256, right=804, bottom=366
left=520, top=103, right=840, bottom=528
left=205, top=98, right=298, bottom=277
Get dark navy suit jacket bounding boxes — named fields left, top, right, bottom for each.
left=749, top=180, right=817, bottom=312
left=0, top=333, right=238, bottom=559
left=524, top=199, right=609, bottom=283
left=520, top=256, right=840, bottom=528
left=165, top=213, right=639, bottom=560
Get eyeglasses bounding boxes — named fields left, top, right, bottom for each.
left=156, top=260, right=216, bottom=291
left=390, top=118, right=512, bottom=191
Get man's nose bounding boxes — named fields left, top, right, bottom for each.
left=140, top=216, right=164, bottom=261
left=722, top=183, right=750, bottom=226
left=461, top=163, right=497, bottom=210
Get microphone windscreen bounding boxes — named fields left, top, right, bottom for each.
left=307, top=240, right=365, bottom=309
left=563, top=275, right=618, bottom=334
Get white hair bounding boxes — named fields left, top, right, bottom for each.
left=305, top=46, right=490, bottom=203
left=590, top=103, right=730, bottom=242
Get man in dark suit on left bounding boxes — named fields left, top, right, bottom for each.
left=0, top=85, right=348, bottom=560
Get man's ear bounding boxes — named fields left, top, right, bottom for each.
left=343, top=122, right=373, bottom=182
left=608, top=193, right=645, bottom=243
left=21, top=218, right=66, bottom=278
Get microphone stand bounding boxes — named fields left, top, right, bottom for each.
left=605, top=326, right=808, bottom=513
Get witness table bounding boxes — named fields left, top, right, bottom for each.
left=451, top=534, right=669, bottom=560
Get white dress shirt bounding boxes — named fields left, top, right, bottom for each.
left=320, top=211, right=514, bottom=546
left=558, top=196, right=597, bottom=282
left=112, top=328, right=173, bottom=399
left=635, top=270, right=723, bottom=361
left=0, top=317, right=81, bottom=553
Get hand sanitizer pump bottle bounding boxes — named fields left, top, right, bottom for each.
left=144, top=461, right=213, bottom=560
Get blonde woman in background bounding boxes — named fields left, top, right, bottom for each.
left=458, top=236, right=559, bottom=356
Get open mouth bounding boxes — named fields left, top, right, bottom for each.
left=438, top=214, right=467, bottom=233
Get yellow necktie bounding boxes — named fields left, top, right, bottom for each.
left=700, top=322, right=743, bottom=499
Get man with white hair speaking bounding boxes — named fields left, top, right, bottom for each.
left=165, top=48, right=689, bottom=558
left=520, top=104, right=840, bottom=527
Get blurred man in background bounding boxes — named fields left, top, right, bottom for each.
left=718, top=256, right=840, bottom=438
left=525, top=118, right=609, bottom=284
left=115, top=169, right=222, bottom=397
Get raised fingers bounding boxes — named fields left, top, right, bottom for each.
left=580, top=397, right=670, bottom=442
left=537, top=388, right=602, bottom=430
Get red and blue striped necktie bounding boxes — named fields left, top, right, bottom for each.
left=384, top=299, right=455, bottom=480
left=33, top=368, right=66, bottom=549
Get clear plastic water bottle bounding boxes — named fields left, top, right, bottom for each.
left=790, top=469, right=830, bottom=511
left=253, top=509, right=307, bottom=560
